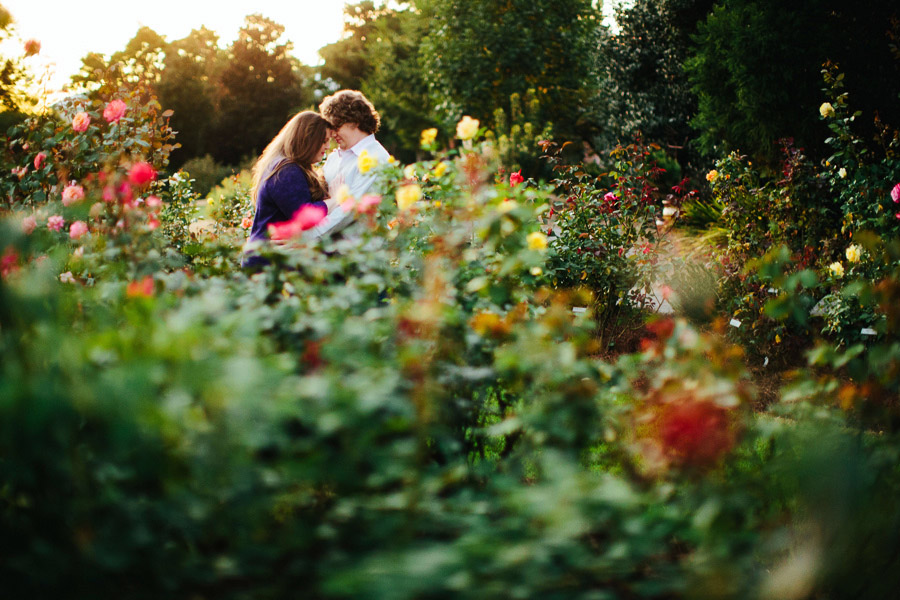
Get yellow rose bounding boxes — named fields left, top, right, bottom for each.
left=432, top=161, right=448, bottom=178
left=396, top=184, right=422, bottom=211
left=498, top=199, right=518, bottom=213
left=403, top=164, right=417, bottom=179
left=334, top=183, right=353, bottom=207
left=828, top=262, right=844, bottom=278
left=706, top=169, right=719, bottom=182
left=420, top=128, right=438, bottom=147
left=820, top=102, right=835, bottom=118
left=530, top=266, right=543, bottom=276
left=357, top=149, right=379, bottom=174
left=526, top=231, right=548, bottom=251
left=456, top=116, right=480, bottom=140
left=845, top=244, right=861, bottom=263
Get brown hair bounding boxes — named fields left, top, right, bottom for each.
left=319, top=90, right=380, bottom=134
left=252, top=111, right=329, bottom=204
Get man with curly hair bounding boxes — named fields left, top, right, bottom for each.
left=307, top=89, right=390, bottom=238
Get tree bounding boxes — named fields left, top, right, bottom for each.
left=317, top=0, right=382, bottom=92
left=209, top=15, right=312, bottom=165
left=686, top=0, right=900, bottom=165
left=0, top=3, right=34, bottom=125
left=155, top=28, right=221, bottom=166
left=72, top=26, right=168, bottom=100
left=596, top=0, right=715, bottom=165
left=417, top=0, right=602, bottom=143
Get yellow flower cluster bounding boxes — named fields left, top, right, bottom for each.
left=420, top=128, right=438, bottom=147
left=526, top=231, right=548, bottom=251
left=357, top=149, right=379, bottom=174
left=828, top=262, right=844, bottom=278
left=456, top=116, right=479, bottom=140
left=396, top=184, right=422, bottom=211
left=845, top=244, right=861, bottom=263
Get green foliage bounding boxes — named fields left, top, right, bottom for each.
left=686, top=0, right=900, bottom=165
left=6, top=30, right=900, bottom=600
left=417, top=0, right=602, bottom=145
left=180, top=154, right=236, bottom=198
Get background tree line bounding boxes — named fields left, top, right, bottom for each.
left=48, top=0, right=900, bottom=185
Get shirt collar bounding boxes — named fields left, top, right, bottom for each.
left=337, top=134, right=376, bottom=158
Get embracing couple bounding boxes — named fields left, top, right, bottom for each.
left=241, top=90, right=390, bottom=269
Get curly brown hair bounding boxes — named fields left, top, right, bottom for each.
left=319, top=90, right=380, bottom=134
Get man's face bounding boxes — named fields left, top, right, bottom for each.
left=333, top=123, right=363, bottom=151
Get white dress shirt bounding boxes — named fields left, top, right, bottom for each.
left=307, top=133, right=390, bottom=238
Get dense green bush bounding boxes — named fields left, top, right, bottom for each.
left=4, top=63, right=900, bottom=600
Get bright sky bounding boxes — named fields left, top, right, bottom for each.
left=4, top=0, right=349, bottom=91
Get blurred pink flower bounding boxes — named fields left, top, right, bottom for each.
left=102, top=186, right=116, bottom=202
left=145, top=195, right=162, bottom=208
left=891, top=182, right=900, bottom=203
left=268, top=204, right=326, bottom=240
left=12, top=166, right=28, bottom=179
left=22, top=215, right=36, bottom=234
left=69, top=220, right=88, bottom=239
left=34, top=152, right=47, bottom=170
left=147, top=215, right=160, bottom=230
left=241, top=215, right=253, bottom=229
left=72, top=112, right=91, bottom=132
left=509, top=170, right=524, bottom=186
left=23, top=39, right=41, bottom=56
left=47, top=215, right=65, bottom=231
left=1, top=247, right=19, bottom=278
left=62, top=184, right=85, bottom=206
left=59, top=271, right=75, bottom=283
left=356, top=194, right=382, bottom=214
left=103, top=99, right=127, bottom=123
left=128, top=162, right=156, bottom=186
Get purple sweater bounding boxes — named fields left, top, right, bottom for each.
left=243, top=162, right=327, bottom=268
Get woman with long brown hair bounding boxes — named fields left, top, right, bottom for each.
left=241, top=111, right=331, bottom=268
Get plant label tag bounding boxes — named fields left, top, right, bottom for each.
left=572, top=307, right=587, bottom=314
left=729, top=319, right=741, bottom=328
left=860, top=328, right=877, bottom=336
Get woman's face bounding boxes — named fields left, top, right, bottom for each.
left=316, top=137, right=329, bottom=162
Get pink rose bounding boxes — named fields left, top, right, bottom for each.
left=23, top=39, right=41, bottom=56
left=34, top=152, right=47, bottom=170
left=294, top=204, right=327, bottom=230
left=891, top=182, right=900, bottom=203
left=62, top=184, right=85, bottom=206
left=128, top=162, right=156, bottom=186
left=147, top=215, right=160, bottom=230
left=59, top=271, right=75, bottom=284
left=145, top=195, right=162, bottom=208
left=11, top=166, right=28, bottom=179
left=509, top=170, right=524, bottom=186
left=241, top=215, right=253, bottom=229
left=69, top=221, right=88, bottom=239
left=103, top=99, right=127, bottom=123
left=102, top=186, right=116, bottom=202
left=1, top=248, right=19, bottom=278
left=268, top=204, right=326, bottom=239
left=22, top=215, right=37, bottom=234
left=356, top=194, right=382, bottom=214
left=72, top=112, right=91, bottom=132
left=47, top=215, right=65, bottom=231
